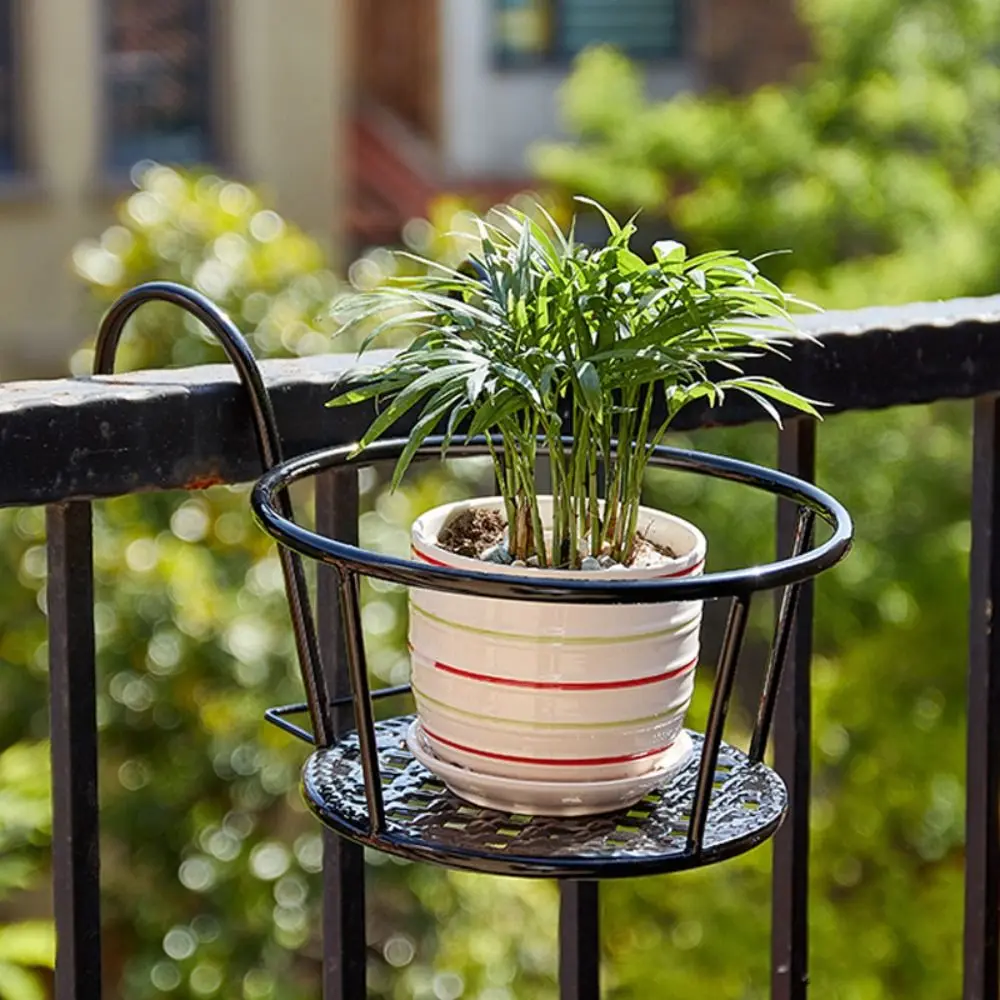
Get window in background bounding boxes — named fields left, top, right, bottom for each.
left=495, top=0, right=551, bottom=62
left=495, top=0, right=682, bottom=65
left=0, top=0, right=18, bottom=173
left=105, top=0, right=213, bottom=171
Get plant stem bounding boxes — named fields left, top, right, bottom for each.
left=618, top=386, right=655, bottom=561
left=603, top=387, right=637, bottom=558
left=523, top=415, right=548, bottom=565
left=571, top=409, right=590, bottom=568
left=588, top=452, right=600, bottom=559
left=486, top=433, right=517, bottom=541
left=547, top=426, right=570, bottom=566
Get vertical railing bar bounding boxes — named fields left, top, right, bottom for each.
left=315, top=470, right=367, bottom=1000
left=770, top=418, right=816, bottom=1000
left=546, top=448, right=600, bottom=1000
left=316, top=470, right=362, bottom=739
left=559, top=881, right=600, bottom=1000
left=686, top=593, right=752, bottom=854
left=337, top=568, right=386, bottom=834
left=47, top=500, right=102, bottom=1000
left=749, top=507, right=816, bottom=762
left=963, top=395, right=1000, bottom=1000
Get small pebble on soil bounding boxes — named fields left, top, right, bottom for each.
left=435, top=507, right=677, bottom=569
left=480, top=543, right=513, bottom=564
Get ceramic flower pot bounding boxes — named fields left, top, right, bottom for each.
left=406, top=496, right=707, bottom=815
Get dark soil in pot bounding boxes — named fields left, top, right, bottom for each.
left=435, top=507, right=677, bottom=569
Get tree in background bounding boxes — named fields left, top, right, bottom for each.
left=511, top=1, right=984, bottom=996
left=533, top=0, right=1000, bottom=307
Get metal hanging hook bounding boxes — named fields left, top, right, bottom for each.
left=94, top=280, right=334, bottom=747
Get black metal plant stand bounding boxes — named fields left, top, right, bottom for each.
left=93, top=282, right=853, bottom=993
left=251, top=437, right=851, bottom=879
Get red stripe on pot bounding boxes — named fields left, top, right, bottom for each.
left=657, top=558, right=705, bottom=578
left=412, top=548, right=451, bottom=568
left=411, top=547, right=704, bottom=577
left=422, top=726, right=674, bottom=767
left=416, top=652, right=698, bottom=691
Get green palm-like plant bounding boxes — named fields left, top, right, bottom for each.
left=330, top=198, right=819, bottom=568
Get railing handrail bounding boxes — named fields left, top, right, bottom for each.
left=3, top=291, right=1000, bottom=508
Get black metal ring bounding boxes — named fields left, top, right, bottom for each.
left=250, top=435, right=852, bottom=603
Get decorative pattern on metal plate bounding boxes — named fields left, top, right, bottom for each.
left=302, top=716, right=786, bottom=877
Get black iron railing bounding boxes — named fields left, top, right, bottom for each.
left=2, top=289, right=1000, bottom=1000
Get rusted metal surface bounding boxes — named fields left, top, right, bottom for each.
left=181, top=473, right=226, bottom=491
left=4, top=293, right=1000, bottom=507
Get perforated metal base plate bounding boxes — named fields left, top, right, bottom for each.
left=302, top=716, right=787, bottom=878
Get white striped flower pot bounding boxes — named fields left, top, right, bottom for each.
left=407, top=496, right=707, bottom=815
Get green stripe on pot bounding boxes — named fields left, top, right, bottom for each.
left=409, top=601, right=701, bottom=645
left=412, top=683, right=688, bottom=730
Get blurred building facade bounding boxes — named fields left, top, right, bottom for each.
left=0, top=0, right=344, bottom=378
left=349, top=0, right=809, bottom=247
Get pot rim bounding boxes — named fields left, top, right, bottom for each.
left=411, top=496, right=707, bottom=582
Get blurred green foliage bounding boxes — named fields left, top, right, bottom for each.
left=0, top=8, right=988, bottom=988
left=0, top=743, right=54, bottom=1000
left=533, top=0, right=1000, bottom=308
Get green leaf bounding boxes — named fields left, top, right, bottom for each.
left=574, top=360, right=603, bottom=418
left=574, top=196, right=622, bottom=236
left=653, top=240, right=686, bottom=264
left=730, top=385, right=785, bottom=427
left=533, top=202, right=571, bottom=256
left=326, top=378, right=396, bottom=408
left=538, top=363, right=561, bottom=400
left=467, top=393, right=526, bottom=438
left=356, top=365, right=473, bottom=449
left=493, top=363, right=542, bottom=406
left=726, top=376, right=823, bottom=418
left=441, top=401, right=472, bottom=455
left=616, top=248, right=647, bottom=273
left=390, top=384, right=466, bottom=490
left=465, top=364, right=490, bottom=403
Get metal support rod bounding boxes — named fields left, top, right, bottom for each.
left=317, top=470, right=362, bottom=739
left=749, top=507, right=816, bottom=762
left=337, top=570, right=386, bottom=834
left=687, top=594, right=751, bottom=854
left=559, top=881, right=600, bottom=1000
left=264, top=684, right=415, bottom=743
left=47, top=501, right=101, bottom=1000
left=94, top=281, right=332, bottom=746
left=964, top=396, right=1000, bottom=1000
left=316, top=469, right=367, bottom=1000
left=770, top=419, right=816, bottom=1000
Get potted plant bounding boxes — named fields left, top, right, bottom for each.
left=329, top=199, right=818, bottom=815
